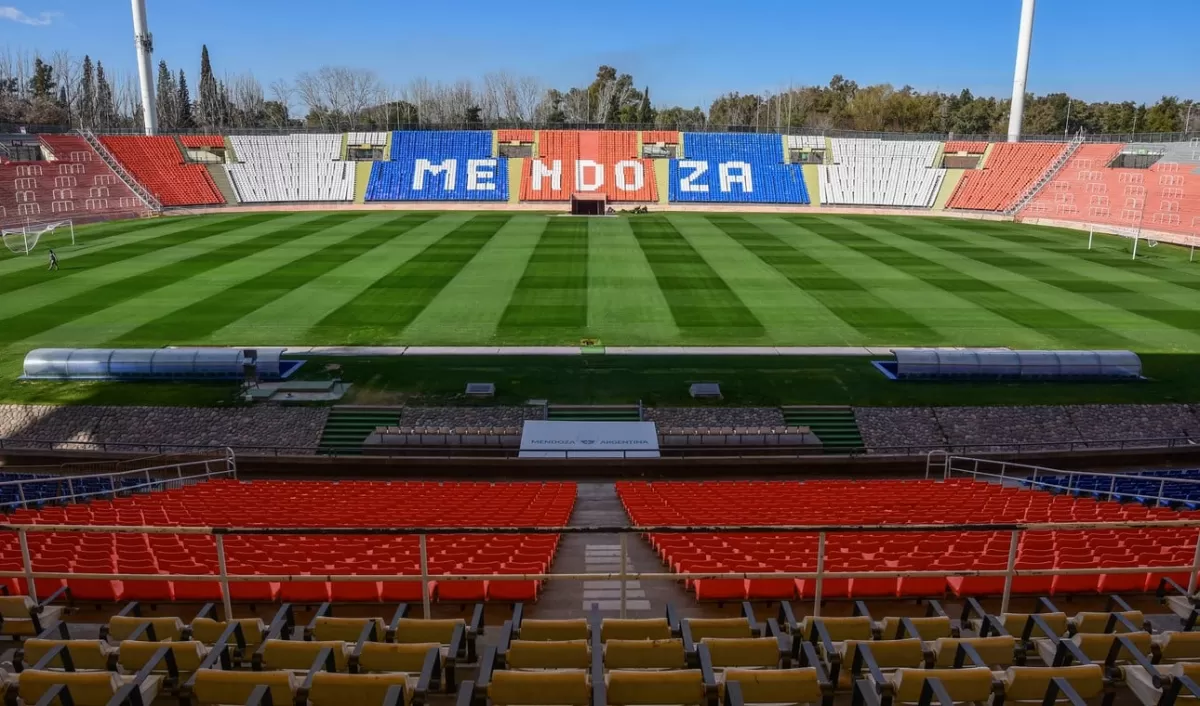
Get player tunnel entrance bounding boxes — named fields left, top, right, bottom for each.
left=570, top=192, right=607, bottom=216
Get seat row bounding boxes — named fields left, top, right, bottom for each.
left=99, top=136, right=224, bottom=206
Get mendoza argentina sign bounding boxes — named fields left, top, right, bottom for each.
left=519, top=421, right=660, bottom=459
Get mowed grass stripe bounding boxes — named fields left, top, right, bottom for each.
left=766, top=216, right=1012, bottom=344
left=817, top=217, right=1139, bottom=349
left=0, top=217, right=181, bottom=272
left=628, top=215, right=764, bottom=338
left=315, top=214, right=513, bottom=343
left=0, top=213, right=351, bottom=346
left=704, top=215, right=935, bottom=341
left=0, top=213, right=265, bottom=293
left=497, top=217, right=588, bottom=337
left=585, top=217, right=679, bottom=345
left=902, top=219, right=1200, bottom=346
left=105, top=213, right=403, bottom=347
left=212, top=213, right=452, bottom=344
left=403, top=215, right=547, bottom=344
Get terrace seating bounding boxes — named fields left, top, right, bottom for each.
left=946, top=142, right=1064, bottom=211
left=347, top=132, right=389, bottom=147
left=643, top=131, right=680, bottom=145
left=944, top=141, right=988, bottom=154
left=0, top=480, right=574, bottom=605
left=520, top=130, right=657, bottom=202
left=1019, top=143, right=1200, bottom=236
left=668, top=133, right=808, bottom=204
left=621, top=479, right=1198, bottom=599
left=179, top=136, right=226, bottom=149
left=1026, top=469, right=1200, bottom=507
left=819, top=139, right=945, bottom=207
left=497, top=130, right=534, bottom=143
left=0, top=135, right=144, bottom=225
left=786, top=136, right=827, bottom=150
left=226, top=135, right=353, bottom=203
left=368, top=130, right=508, bottom=202
left=99, top=136, right=224, bottom=206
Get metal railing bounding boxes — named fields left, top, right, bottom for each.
left=0, top=449, right=237, bottom=509
left=937, top=453, right=1200, bottom=507
left=3, top=516, right=1199, bottom=627
left=80, top=130, right=163, bottom=213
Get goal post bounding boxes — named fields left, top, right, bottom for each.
left=1, top=219, right=75, bottom=256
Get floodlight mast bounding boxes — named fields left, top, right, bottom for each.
left=131, top=0, right=158, bottom=136
left=1006, top=0, right=1037, bottom=143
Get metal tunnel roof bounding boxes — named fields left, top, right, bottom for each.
left=892, top=349, right=1142, bottom=379
left=22, top=348, right=286, bottom=381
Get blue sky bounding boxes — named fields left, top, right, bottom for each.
left=3, top=0, right=1197, bottom=108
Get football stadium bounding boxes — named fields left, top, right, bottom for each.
left=2, top=1, right=1200, bottom=705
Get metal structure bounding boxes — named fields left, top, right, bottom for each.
left=892, top=348, right=1142, bottom=379
left=1007, top=0, right=1037, bottom=142
left=0, top=449, right=236, bottom=509
left=130, top=0, right=157, bottom=136
left=22, top=347, right=288, bottom=381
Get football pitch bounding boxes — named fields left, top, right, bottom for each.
left=2, top=210, right=1199, bottom=353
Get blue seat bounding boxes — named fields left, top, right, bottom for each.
left=366, top=131, right=508, bottom=201
left=668, top=133, right=808, bottom=204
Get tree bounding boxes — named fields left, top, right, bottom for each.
left=156, top=60, right=177, bottom=130
left=638, top=87, right=653, bottom=125
left=655, top=106, right=706, bottom=130
left=29, top=57, right=56, bottom=99
left=198, top=44, right=222, bottom=128
left=95, top=61, right=115, bottom=128
left=79, top=55, right=95, bottom=128
left=464, top=105, right=482, bottom=128
left=1144, top=96, right=1183, bottom=133
left=176, top=69, right=193, bottom=128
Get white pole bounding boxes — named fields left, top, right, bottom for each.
left=1132, top=230, right=1140, bottom=260
left=130, top=0, right=158, bottom=136
left=1007, top=0, right=1037, bottom=142
left=1088, top=226, right=1094, bottom=250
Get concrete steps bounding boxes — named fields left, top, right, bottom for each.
left=205, top=164, right=239, bottom=205
left=318, top=406, right=401, bottom=454
left=546, top=405, right=641, bottom=422
left=781, top=405, right=863, bottom=453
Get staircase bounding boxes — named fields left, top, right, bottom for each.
left=205, top=164, right=239, bottom=204
left=780, top=406, right=863, bottom=453
left=317, top=406, right=401, bottom=455
left=1006, top=135, right=1084, bottom=216
left=80, top=130, right=162, bottom=212
left=546, top=404, right=642, bottom=422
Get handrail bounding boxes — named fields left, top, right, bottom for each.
left=79, top=129, right=162, bottom=212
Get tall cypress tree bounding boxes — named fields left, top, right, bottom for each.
left=156, top=60, right=177, bottom=130
left=198, top=44, right=219, bottom=128
left=177, top=69, right=193, bottom=128
left=79, top=55, right=95, bottom=128
left=95, top=61, right=115, bottom=128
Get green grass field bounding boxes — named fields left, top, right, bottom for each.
left=4, top=211, right=1198, bottom=350
left=1, top=210, right=1199, bottom=406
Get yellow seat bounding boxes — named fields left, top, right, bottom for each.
left=507, top=640, right=591, bottom=670
left=1034, top=631, right=1152, bottom=665
left=0, top=596, right=63, bottom=637
left=604, top=639, right=687, bottom=670
left=880, top=616, right=953, bottom=640
left=1000, top=665, right=1105, bottom=702
left=931, top=636, right=1017, bottom=668
left=357, top=642, right=440, bottom=674
left=888, top=667, right=994, bottom=704
left=260, top=639, right=350, bottom=672
left=488, top=670, right=591, bottom=706
left=839, top=639, right=925, bottom=676
left=1155, top=631, right=1200, bottom=663
left=800, top=616, right=873, bottom=643
left=309, top=672, right=409, bottom=706
left=600, top=618, right=672, bottom=642
left=106, top=615, right=185, bottom=642
left=518, top=619, right=589, bottom=642
left=21, top=639, right=116, bottom=671
left=702, top=638, right=782, bottom=669
left=993, top=613, right=1069, bottom=639
left=190, top=617, right=267, bottom=649
left=1070, top=611, right=1144, bottom=635
left=687, top=618, right=754, bottom=641
left=119, top=640, right=209, bottom=675
left=191, top=669, right=298, bottom=706
left=18, top=669, right=162, bottom=706
left=393, top=618, right=463, bottom=645
left=606, top=670, right=706, bottom=706
left=311, top=617, right=386, bottom=643
left=724, top=668, right=824, bottom=704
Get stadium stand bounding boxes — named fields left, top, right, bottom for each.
left=786, top=135, right=827, bottom=149
left=944, top=141, right=989, bottom=154
left=0, top=135, right=144, bottom=224
left=1020, top=143, right=1200, bottom=236
left=520, top=130, right=657, bottom=202
left=642, top=130, right=680, bottom=144
left=0, top=472, right=151, bottom=508
left=1024, top=469, right=1200, bottom=506
left=347, top=132, right=389, bottom=146
left=946, top=142, right=1064, bottom=212
left=819, top=139, right=945, bottom=207
left=179, top=135, right=227, bottom=149
left=618, top=479, right=1198, bottom=600
left=669, top=133, right=809, bottom=204
left=0, top=480, right=575, bottom=603
left=367, top=130, right=508, bottom=201
left=497, top=129, right=534, bottom=143
left=226, top=135, right=354, bottom=203
left=99, top=135, right=224, bottom=206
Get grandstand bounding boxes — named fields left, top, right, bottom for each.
left=946, top=142, right=1065, bottom=212
left=226, top=135, right=354, bottom=203
left=521, top=130, right=655, bottom=202
left=819, top=139, right=945, bottom=208
left=0, top=135, right=144, bottom=225
left=669, top=132, right=809, bottom=204
left=367, top=131, right=508, bottom=202
left=99, top=135, right=225, bottom=206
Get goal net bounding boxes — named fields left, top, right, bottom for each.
left=1, top=219, right=75, bottom=255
